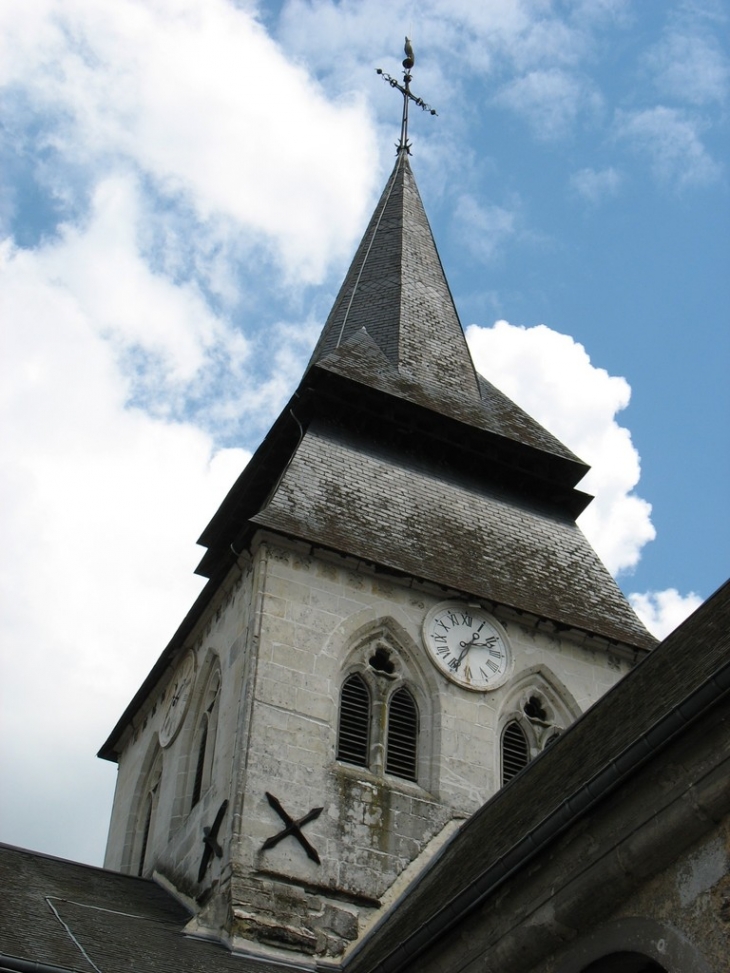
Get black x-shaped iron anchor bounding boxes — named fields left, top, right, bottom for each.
left=198, top=799, right=228, bottom=882
left=261, top=791, right=323, bottom=864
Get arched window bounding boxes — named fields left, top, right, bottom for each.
left=499, top=673, right=578, bottom=789
left=501, top=721, right=529, bottom=785
left=386, top=687, right=418, bottom=781
left=334, top=620, right=436, bottom=789
left=190, top=666, right=221, bottom=809
left=337, top=674, right=371, bottom=768
left=134, top=749, right=162, bottom=877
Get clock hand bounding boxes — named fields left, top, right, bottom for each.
left=454, top=632, right=480, bottom=668
left=452, top=647, right=468, bottom=669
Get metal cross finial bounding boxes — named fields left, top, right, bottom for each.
left=376, top=37, right=437, bottom=155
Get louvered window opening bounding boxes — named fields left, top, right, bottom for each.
left=502, top=721, right=529, bottom=785
left=191, top=715, right=209, bottom=808
left=337, top=674, right=370, bottom=767
left=386, top=688, right=418, bottom=782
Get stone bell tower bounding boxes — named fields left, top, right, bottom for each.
left=99, top=53, right=654, bottom=966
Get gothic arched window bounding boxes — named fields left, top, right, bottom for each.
left=190, top=666, right=221, bottom=809
left=386, top=687, right=419, bottom=782
left=134, top=748, right=162, bottom=877
left=499, top=674, right=578, bottom=789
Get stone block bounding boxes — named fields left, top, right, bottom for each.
left=232, top=910, right=318, bottom=954
left=321, top=903, right=359, bottom=941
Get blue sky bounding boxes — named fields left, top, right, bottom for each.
left=1, top=0, right=728, bottom=865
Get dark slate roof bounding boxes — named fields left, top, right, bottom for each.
left=306, top=156, right=582, bottom=467
left=313, top=330, right=586, bottom=469
left=307, top=153, right=481, bottom=400
left=251, top=419, right=655, bottom=649
left=0, top=845, right=283, bottom=973
left=347, top=579, right=730, bottom=973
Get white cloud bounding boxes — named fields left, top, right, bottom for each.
left=43, top=175, right=234, bottom=384
left=465, top=320, right=655, bottom=576
left=568, top=0, right=633, bottom=28
left=614, top=106, right=721, bottom=188
left=629, top=588, right=703, bottom=640
left=453, top=194, right=520, bottom=262
left=0, top=0, right=378, bottom=283
left=494, top=69, right=602, bottom=140
left=645, top=26, right=729, bottom=106
left=0, top=219, right=253, bottom=861
left=570, top=166, right=622, bottom=204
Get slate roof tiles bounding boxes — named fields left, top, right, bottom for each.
left=252, top=419, right=655, bottom=649
left=0, top=845, right=283, bottom=973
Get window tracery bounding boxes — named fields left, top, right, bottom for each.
left=499, top=669, right=579, bottom=787
left=335, top=621, right=430, bottom=787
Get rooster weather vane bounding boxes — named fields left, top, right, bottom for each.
left=377, top=37, right=437, bottom=155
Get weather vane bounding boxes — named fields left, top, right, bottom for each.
left=377, top=37, right=437, bottom=155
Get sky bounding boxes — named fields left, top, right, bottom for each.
left=1, top=0, right=728, bottom=867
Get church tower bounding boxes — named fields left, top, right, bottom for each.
left=99, top=55, right=655, bottom=964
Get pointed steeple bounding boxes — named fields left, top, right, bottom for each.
left=308, top=152, right=482, bottom=403
left=308, top=154, right=583, bottom=469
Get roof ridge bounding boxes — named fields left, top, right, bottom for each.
left=331, top=153, right=406, bottom=353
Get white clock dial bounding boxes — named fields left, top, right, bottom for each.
left=159, top=650, right=196, bottom=748
left=423, top=602, right=510, bottom=691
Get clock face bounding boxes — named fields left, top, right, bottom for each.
left=423, top=602, right=510, bottom=691
left=159, top=650, right=196, bottom=748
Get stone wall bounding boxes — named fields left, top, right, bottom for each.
left=223, top=534, right=632, bottom=957
left=104, top=530, right=634, bottom=958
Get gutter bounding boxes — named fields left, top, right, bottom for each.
left=0, top=956, right=76, bottom=973
left=355, top=655, right=730, bottom=973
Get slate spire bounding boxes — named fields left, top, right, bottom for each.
left=307, top=152, right=482, bottom=405
left=307, top=152, right=584, bottom=467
